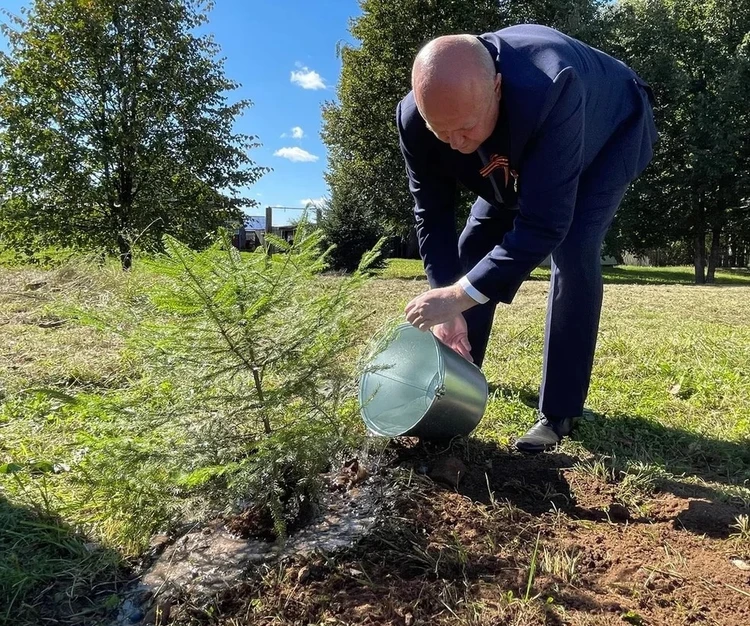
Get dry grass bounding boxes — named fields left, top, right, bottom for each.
left=2, top=258, right=750, bottom=626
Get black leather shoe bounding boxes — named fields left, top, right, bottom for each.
left=515, top=415, right=580, bottom=454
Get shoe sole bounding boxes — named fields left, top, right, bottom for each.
left=515, top=440, right=559, bottom=454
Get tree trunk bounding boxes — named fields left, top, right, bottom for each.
left=117, top=233, right=132, bottom=270
left=692, top=191, right=706, bottom=284
left=406, top=225, right=420, bottom=258
left=706, top=224, right=722, bottom=283
left=693, top=231, right=706, bottom=283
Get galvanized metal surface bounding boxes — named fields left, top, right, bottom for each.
left=360, top=323, right=488, bottom=439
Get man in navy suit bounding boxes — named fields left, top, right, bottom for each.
left=398, top=24, right=656, bottom=453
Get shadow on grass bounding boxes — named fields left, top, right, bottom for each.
left=0, top=495, right=125, bottom=626
left=473, top=382, right=749, bottom=539
left=601, top=266, right=750, bottom=286
left=393, top=437, right=579, bottom=517
left=487, top=382, right=750, bottom=486
left=575, top=412, right=750, bottom=486
left=488, top=382, right=540, bottom=409
left=574, top=413, right=750, bottom=538
left=379, top=261, right=750, bottom=286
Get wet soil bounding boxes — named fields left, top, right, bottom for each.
left=170, top=439, right=750, bottom=626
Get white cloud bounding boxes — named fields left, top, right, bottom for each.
left=281, top=126, right=305, bottom=139
left=290, top=66, right=326, bottom=90
left=274, top=147, right=319, bottom=162
left=300, top=197, right=326, bottom=208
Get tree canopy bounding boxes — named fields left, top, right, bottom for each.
left=604, top=0, right=750, bottom=281
left=320, top=0, right=609, bottom=266
left=322, top=0, right=750, bottom=281
left=0, top=0, right=267, bottom=268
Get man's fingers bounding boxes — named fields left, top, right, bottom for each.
left=449, top=337, right=471, bottom=362
left=458, top=337, right=473, bottom=363
left=405, top=308, right=421, bottom=324
left=417, top=319, right=432, bottom=331
left=443, top=334, right=473, bottom=363
left=406, top=311, right=430, bottom=330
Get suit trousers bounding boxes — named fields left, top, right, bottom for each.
left=457, top=178, right=630, bottom=420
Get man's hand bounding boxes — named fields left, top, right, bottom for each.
left=405, top=283, right=476, bottom=332
left=433, top=315, right=473, bottom=362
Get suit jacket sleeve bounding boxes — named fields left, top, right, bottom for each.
left=396, top=100, right=461, bottom=288
left=465, top=67, right=585, bottom=303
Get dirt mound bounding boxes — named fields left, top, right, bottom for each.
left=170, top=440, right=750, bottom=626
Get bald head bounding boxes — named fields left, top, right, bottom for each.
left=411, top=34, right=501, bottom=154
left=412, top=34, right=496, bottom=100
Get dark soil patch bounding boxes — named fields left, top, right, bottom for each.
left=171, top=440, right=750, bottom=626
left=393, top=437, right=578, bottom=514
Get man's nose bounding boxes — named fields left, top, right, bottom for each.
left=449, top=133, right=465, bottom=150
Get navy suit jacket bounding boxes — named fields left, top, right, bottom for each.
left=396, top=24, right=657, bottom=303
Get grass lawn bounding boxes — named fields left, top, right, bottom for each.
left=380, top=257, right=750, bottom=286
left=1, top=257, right=749, bottom=625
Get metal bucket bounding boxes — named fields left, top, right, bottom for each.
left=359, top=323, right=488, bottom=439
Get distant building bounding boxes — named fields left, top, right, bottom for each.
left=231, top=215, right=297, bottom=251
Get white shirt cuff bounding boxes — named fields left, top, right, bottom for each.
left=458, top=276, right=490, bottom=304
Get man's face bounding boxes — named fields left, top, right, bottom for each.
left=420, top=74, right=501, bottom=154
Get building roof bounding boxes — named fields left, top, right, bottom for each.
left=244, top=216, right=266, bottom=231
left=244, top=215, right=296, bottom=231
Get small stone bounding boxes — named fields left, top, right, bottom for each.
left=607, top=503, right=630, bottom=522
left=429, top=457, right=467, bottom=488
left=297, top=565, right=312, bottom=583
left=149, top=534, right=170, bottom=550
left=128, top=608, right=145, bottom=623
left=405, top=612, right=414, bottom=626
left=730, top=558, right=750, bottom=571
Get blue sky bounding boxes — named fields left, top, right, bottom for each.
left=0, top=0, right=362, bottom=224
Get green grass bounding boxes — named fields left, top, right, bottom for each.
left=374, top=259, right=750, bottom=487
left=2, top=257, right=750, bottom=624
left=380, top=257, right=550, bottom=281
left=380, top=257, right=750, bottom=285
left=479, top=281, right=750, bottom=481
left=0, top=496, right=121, bottom=625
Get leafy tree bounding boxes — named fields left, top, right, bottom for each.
left=318, top=197, right=386, bottom=272
left=321, top=0, right=501, bottom=265
left=0, top=0, right=267, bottom=268
left=321, top=0, right=608, bottom=269
left=603, top=0, right=750, bottom=281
